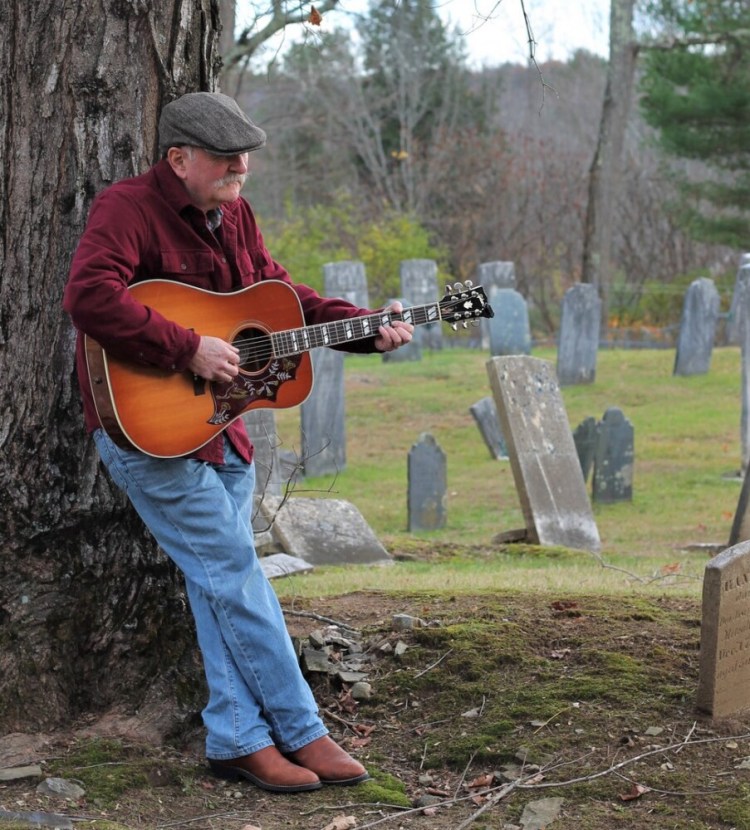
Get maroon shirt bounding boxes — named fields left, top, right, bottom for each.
left=64, top=159, right=378, bottom=464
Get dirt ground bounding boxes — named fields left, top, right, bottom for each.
left=2, top=588, right=750, bottom=830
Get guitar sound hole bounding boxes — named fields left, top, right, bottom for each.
left=236, top=326, right=273, bottom=374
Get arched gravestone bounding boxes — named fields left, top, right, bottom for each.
left=673, top=277, right=720, bottom=376
left=400, top=259, right=442, bottom=350
left=556, top=283, right=601, bottom=386
left=592, top=407, right=634, bottom=504
left=476, top=261, right=515, bottom=348
left=488, top=288, right=531, bottom=356
left=407, top=433, right=447, bottom=531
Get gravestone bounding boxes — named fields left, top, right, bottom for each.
left=729, top=472, right=750, bottom=547
left=469, top=396, right=508, bottom=459
left=573, top=416, right=598, bottom=483
left=488, top=287, right=532, bottom=356
left=697, top=540, right=750, bottom=718
left=738, top=278, right=750, bottom=475
left=407, top=433, right=447, bottom=531
left=476, top=261, right=515, bottom=347
left=592, top=407, right=634, bottom=503
left=486, top=356, right=600, bottom=552
left=323, top=260, right=369, bottom=308
left=673, top=277, right=720, bottom=376
left=556, top=283, right=601, bottom=386
left=727, top=255, right=750, bottom=345
left=243, top=409, right=282, bottom=498
left=300, top=347, right=345, bottom=477
left=400, top=259, right=442, bottom=350
left=259, top=496, right=391, bottom=566
left=382, top=296, right=423, bottom=363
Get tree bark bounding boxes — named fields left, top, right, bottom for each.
left=0, top=0, right=222, bottom=734
left=581, top=0, right=637, bottom=333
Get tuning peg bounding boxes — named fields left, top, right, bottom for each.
left=445, top=284, right=452, bottom=293
left=450, top=322, right=458, bottom=331
left=453, top=281, right=464, bottom=292
left=465, top=280, right=473, bottom=288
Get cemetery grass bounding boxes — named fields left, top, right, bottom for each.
left=3, top=347, right=749, bottom=830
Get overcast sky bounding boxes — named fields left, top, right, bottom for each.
left=236, top=0, right=611, bottom=69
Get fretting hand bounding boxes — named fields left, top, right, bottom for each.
left=374, top=301, right=414, bottom=353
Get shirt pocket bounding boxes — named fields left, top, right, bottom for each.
left=160, top=249, right=214, bottom=282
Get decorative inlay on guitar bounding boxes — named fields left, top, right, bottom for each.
left=85, top=278, right=493, bottom=458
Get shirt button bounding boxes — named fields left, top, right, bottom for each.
left=181, top=263, right=187, bottom=270
left=221, top=257, right=227, bottom=264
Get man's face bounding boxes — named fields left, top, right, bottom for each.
left=168, top=146, right=249, bottom=211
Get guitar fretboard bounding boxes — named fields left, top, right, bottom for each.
left=271, top=302, right=443, bottom=358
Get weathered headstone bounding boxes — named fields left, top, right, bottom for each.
left=697, top=540, right=750, bottom=718
left=323, top=260, right=369, bottom=308
left=476, top=261, right=515, bottom=348
left=486, top=356, right=600, bottom=552
left=300, top=347, right=345, bottom=477
left=592, top=407, right=634, bottom=503
left=382, top=296, right=423, bottom=363
left=673, top=277, right=720, bottom=376
left=243, top=409, right=282, bottom=498
left=738, top=278, right=750, bottom=475
left=407, top=433, right=447, bottom=531
left=400, top=259, right=442, bottom=350
left=488, top=287, right=531, bottom=356
left=469, top=396, right=508, bottom=459
left=727, top=255, right=750, bottom=345
left=556, top=283, right=601, bottom=386
left=259, top=496, right=391, bottom=566
left=573, top=416, right=598, bottom=483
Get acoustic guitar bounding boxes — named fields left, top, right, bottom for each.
left=85, top=278, right=493, bottom=458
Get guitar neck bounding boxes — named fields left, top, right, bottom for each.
left=271, top=303, right=442, bottom=358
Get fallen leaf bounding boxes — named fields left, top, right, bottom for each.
left=661, top=562, right=681, bottom=575
left=618, top=783, right=650, bottom=801
left=308, top=6, right=323, bottom=26
left=467, top=773, right=494, bottom=789
left=421, top=807, right=438, bottom=816
left=349, top=736, right=371, bottom=749
left=353, top=723, right=375, bottom=737
left=322, top=815, right=357, bottom=830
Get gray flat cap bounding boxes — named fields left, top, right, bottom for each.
left=159, top=92, right=266, bottom=156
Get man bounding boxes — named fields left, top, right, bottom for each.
left=63, top=91, right=413, bottom=793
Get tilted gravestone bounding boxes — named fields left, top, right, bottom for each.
left=407, top=433, right=447, bottom=531
left=469, top=396, right=508, bottom=460
left=476, top=260, right=516, bottom=348
left=573, top=416, right=598, bottom=483
left=673, top=276, right=720, bottom=376
left=488, top=288, right=531, bottom=357
left=400, top=259, right=442, bottom=350
left=556, top=283, right=601, bottom=386
left=300, top=347, right=345, bottom=477
left=697, top=540, right=750, bottom=718
left=592, top=407, right=634, bottom=503
left=486, top=356, right=600, bottom=552
left=323, top=260, right=369, bottom=308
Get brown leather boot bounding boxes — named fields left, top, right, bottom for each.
left=288, top=736, right=370, bottom=785
left=208, top=745, right=322, bottom=793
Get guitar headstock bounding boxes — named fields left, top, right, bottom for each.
left=438, top=281, right=494, bottom=329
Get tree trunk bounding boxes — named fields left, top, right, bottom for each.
left=581, top=0, right=637, bottom=334
left=0, top=0, right=222, bottom=734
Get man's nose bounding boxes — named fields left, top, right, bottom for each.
left=229, top=153, right=249, bottom=173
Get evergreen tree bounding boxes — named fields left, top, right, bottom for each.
left=639, top=0, right=750, bottom=247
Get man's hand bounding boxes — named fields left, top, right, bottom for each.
left=187, top=336, right=240, bottom=382
left=374, top=301, right=414, bottom=352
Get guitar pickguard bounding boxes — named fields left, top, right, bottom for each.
left=207, top=355, right=302, bottom=425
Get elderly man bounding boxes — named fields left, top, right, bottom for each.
left=63, top=91, right=413, bottom=793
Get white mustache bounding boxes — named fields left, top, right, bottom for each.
left=215, top=173, right=246, bottom=188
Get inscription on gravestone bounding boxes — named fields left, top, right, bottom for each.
left=408, top=433, right=447, bottom=531
left=300, top=347, right=346, bottom=477
left=323, top=260, right=369, bottom=308
left=592, top=407, right=634, bottom=504
left=400, top=259, right=442, bottom=350
left=697, top=540, right=750, bottom=718
left=674, top=277, right=720, bottom=376
left=486, top=356, right=600, bottom=552
left=469, top=396, right=508, bottom=459
left=488, top=288, right=531, bottom=357
left=556, top=283, right=601, bottom=386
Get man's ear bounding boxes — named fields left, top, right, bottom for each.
left=166, top=147, right=189, bottom=179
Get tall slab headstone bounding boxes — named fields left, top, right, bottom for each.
left=469, top=396, right=508, bottom=460
left=697, top=540, right=750, bottom=718
left=486, top=356, right=601, bottom=552
left=556, top=283, right=601, bottom=386
left=300, top=347, right=346, bottom=477
left=407, top=433, right=447, bottom=531
left=673, top=276, right=720, bottom=376
left=382, top=296, right=423, bottom=363
left=243, top=409, right=282, bottom=498
left=592, top=407, right=634, bottom=503
left=573, top=416, right=598, bottom=483
left=488, top=288, right=531, bottom=357
left=323, top=260, right=369, bottom=308
left=727, top=254, right=750, bottom=345
left=476, top=261, right=516, bottom=348
left=400, top=259, right=442, bottom=350
left=738, top=278, right=750, bottom=475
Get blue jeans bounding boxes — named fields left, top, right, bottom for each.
left=93, top=429, right=328, bottom=759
